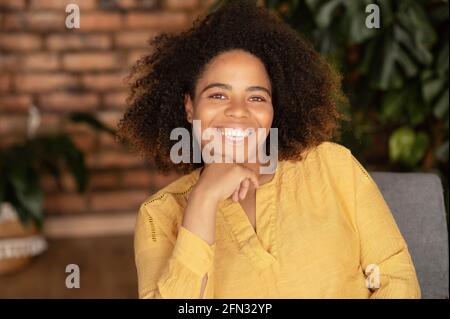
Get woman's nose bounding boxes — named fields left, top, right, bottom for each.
left=224, top=100, right=249, bottom=118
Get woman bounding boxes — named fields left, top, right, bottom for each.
left=117, top=0, right=421, bottom=298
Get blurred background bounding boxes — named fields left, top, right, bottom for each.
left=0, top=0, right=448, bottom=298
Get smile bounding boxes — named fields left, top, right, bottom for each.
left=215, top=128, right=255, bottom=143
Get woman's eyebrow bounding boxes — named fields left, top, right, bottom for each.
left=200, top=82, right=271, bottom=97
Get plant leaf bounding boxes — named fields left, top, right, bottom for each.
left=359, top=37, right=377, bottom=74
left=67, top=112, right=116, bottom=135
left=406, top=89, right=427, bottom=125
left=437, top=41, right=449, bottom=76
left=381, top=89, right=407, bottom=123
left=389, top=126, right=416, bottom=163
left=433, top=89, right=449, bottom=119
left=396, top=45, right=419, bottom=77
left=422, top=75, right=446, bottom=104
left=266, top=0, right=280, bottom=9
left=56, top=135, right=88, bottom=193
left=378, top=0, right=394, bottom=27
left=389, top=126, right=429, bottom=167
left=394, top=23, right=432, bottom=66
left=315, top=0, right=343, bottom=29
left=8, top=164, right=44, bottom=227
left=435, top=140, right=449, bottom=162
left=375, top=35, right=397, bottom=89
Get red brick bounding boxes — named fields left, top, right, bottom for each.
left=37, top=113, right=61, bottom=134
left=115, top=31, right=158, bottom=49
left=164, top=0, right=200, bottom=10
left=86, top=150, right=144, bottom=169
left=125, top=12, right=188, bottom=30
left=78, top=12, right=122, bottom=31
left=44, top=192, right=88, bottom=214
left=0, top=74, right=11, bottom=92
left=97, top=111, right=123, bottom=129
left=0, top=33, right=42, bottom=51
left=0, top=54, right=20, bottom=71
left=127, top=49, right=150, bottom=66
left=30, top=0, right=96, bottom=10
left=0, top=95, right=32, bottom=113
left=121, top=169, right=153, bottom=188
left=3, top=12, right=65, bottom=31
left=46, top=34, right=112, bottom=51
left=71, top=131, right=98, bottom=153
left=88, top=171, right=122, bottom=190
left=81, top=73, right=127, bottom=92
left=41, top=172, right=77, bottom=193
left=22, top=53, right=60, bottom=71
left=98, top=131, right=122, bottom=150
left=103, top=91, right=128, bottom=109
left=98, top=0, right=158, bottom=10
left=63, top=53, right=121, bottom=71
left=39, top=93, right=99, bottom=112
left=0, top=114, right=27, bottom=135
left=15, top=73, right=77, bottom=93
left=90, top=190, right=148, bottom=212
left=0, top=0, right=25, bottom=9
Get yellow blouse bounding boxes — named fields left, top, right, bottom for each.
left=134, top=141, right=421, bottom=298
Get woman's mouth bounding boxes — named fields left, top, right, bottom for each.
left=215, top=127, right=256, bottom=144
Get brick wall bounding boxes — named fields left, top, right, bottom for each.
left=0, top=0, right=210, bottom=220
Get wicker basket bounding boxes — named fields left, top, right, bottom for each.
left=0, top=203, right=47, bottom=275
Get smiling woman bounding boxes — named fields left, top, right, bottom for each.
left=183, top=49, right=276, bottom=171
left=117, top=0, right=345, bottom=174
left=117, top=0, right=421, bottom=299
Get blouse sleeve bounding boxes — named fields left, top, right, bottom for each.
left=352, top=154, right=421, bottom=299
left=134, top=201, right=216, bottom=299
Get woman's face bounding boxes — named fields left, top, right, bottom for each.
left=184, top=49, right=274, bottom=163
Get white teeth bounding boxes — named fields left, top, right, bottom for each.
left=215, top=128, right=254, bottom=138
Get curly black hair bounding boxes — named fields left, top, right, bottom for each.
left=117, top=0, right=348, bottom=174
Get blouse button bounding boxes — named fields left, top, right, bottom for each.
left=364, top=263, right=380, bottom=290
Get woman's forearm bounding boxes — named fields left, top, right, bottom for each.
left=181, top=186, right=218, bottom=298
left=182, top=186, right=219, bottom=245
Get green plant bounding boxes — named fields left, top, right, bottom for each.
left=271, top=0, right=447, bottom=162
left=0, top=112, right=116, bottom=229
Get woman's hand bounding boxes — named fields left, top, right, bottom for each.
left=194, top=163, right=260, bottom=203
left=182, top=163, right=259, bottom=247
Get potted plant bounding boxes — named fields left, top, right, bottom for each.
left=0, top=106, right=115, bottom=274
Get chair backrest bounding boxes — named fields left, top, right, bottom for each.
left=370, top=172, right=449, bottom=299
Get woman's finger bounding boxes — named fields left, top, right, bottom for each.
left=245, top=170, right=259, bottom=189
left=238, top=179, right=250, bottom=200
left=232, top=187, right=240, bottom=202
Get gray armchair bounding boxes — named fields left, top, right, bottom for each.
left=371, top=172, right=449, bottom=299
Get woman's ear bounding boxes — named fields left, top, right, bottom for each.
left=184, top=94, right=194, bottom=124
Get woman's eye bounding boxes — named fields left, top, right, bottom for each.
left=208, top=93, right=226, bottom=100
left=207, top=94, right=266, bottom=102
left=250, top=96, right=266, bottom=102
